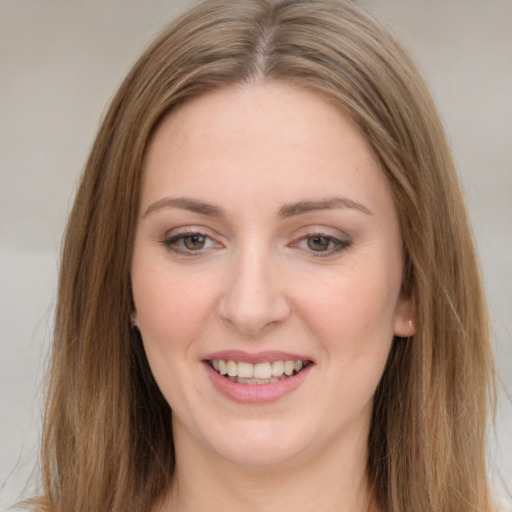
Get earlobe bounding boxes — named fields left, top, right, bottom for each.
left=131, top=313, right=139, bottom=329
left=393, top=298, right=416, bottom=338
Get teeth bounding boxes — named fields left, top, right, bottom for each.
left=284, top=360, right=295, bottom=376
left=236, top=376, right=281, bottom=385
left=254, top=362, right=272, bottom=379
left=226, top=360, right=237, bottom=377
left=271, top=360, right=284, bottom=377
left=210, top=359, right=307, bottom=380
left=237, top=361, right=254, bottom=378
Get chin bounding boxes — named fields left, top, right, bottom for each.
left=203, top=419, right=316, bottom=468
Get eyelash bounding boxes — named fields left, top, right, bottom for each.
left=162, top=230, right=221, bottom=256
left=290, top=232, right=350, bottom=258
left=161, top=231, right=350, bottom=257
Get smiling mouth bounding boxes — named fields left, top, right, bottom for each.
left=207, top=359, right=312, bottom=385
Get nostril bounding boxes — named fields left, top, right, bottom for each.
left=218, top=291, right=290, bottom=335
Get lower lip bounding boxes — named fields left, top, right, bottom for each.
left=204, top=362, right=313, bottom=404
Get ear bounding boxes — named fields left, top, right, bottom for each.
left=131, top=312, right=139, bottom=329
left=393, top=296, right=415, bottom=337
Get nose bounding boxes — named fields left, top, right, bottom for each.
left=217, top=246, right=291, bottom=335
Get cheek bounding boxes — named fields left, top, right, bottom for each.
left=131, top=263, right=221, bottom=412
left=294, top=257, right=401, bottom=358
left=131, top=260, right=218, bottom=355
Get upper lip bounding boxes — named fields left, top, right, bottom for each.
left=203, top=350, right=313, bottom=364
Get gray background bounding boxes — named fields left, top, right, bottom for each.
left=1, top=0, right=510, bottom=508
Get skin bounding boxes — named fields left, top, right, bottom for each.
left=131, top=82, right=414, bottom=512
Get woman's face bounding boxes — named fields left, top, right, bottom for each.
left=131, top=83, right=413, bottom=469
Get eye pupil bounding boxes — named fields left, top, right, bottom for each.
left=184, top=235, right=206, bottom=250
left=307, top=236, right=330, bottom=251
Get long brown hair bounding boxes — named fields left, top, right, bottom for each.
left=33, top=1, right=496, bottom=511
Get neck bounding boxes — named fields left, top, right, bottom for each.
left=159, top=420, right=379, bottom=512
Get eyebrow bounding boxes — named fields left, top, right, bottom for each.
left=143, top=196, right=372, bottom=219
left=278, top=197, right=373, bottom=217
left=143, top=197, right=224, bottom=218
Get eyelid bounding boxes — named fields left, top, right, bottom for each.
left=165, top=225, right=218, bottom=237
left=288, top=228, right=351, bottom=257
left=162, top=226, right=224, bottom=255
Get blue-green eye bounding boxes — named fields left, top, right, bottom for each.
left=307, top=235, right=332, bottom=251
left=182, top=234, right=207, bottom=250
left=295, top=234, right=349, bottom=256
left=163, top=232, right=218, bottom=254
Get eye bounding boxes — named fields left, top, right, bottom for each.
left=307, top=235, right=332, bottom=251
left=162, top=231, right=221, bottom=254
left=292, top=233, right=349, bottom=257
left=182, top=234, right=207, bottom=250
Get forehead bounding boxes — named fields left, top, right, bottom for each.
left=141, top=82, right=391, bottom=216
left=148, top=82, right=374, bottom=162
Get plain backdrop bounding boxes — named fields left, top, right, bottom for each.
left=1, top=0, right=511, bottom=508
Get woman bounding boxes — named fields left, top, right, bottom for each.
left=30, top=1, right=497, bottom=511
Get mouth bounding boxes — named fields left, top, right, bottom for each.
left=207, top=358, right=313, bottom=385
